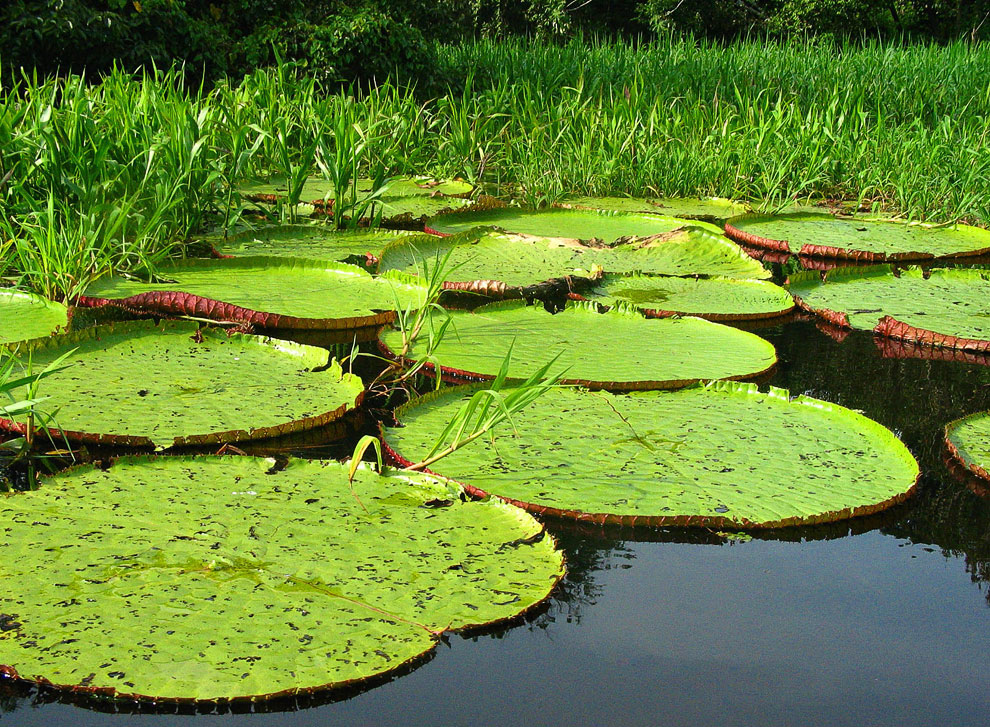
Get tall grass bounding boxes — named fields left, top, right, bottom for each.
left=1, top=35, right=988, bottom=298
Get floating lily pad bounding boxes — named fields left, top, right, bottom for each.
left=0, top=456, right=563, bottom=702
left=0, top=290, right=68, bottom=344
left=945, top=412, right=990, bottom=483
left=212, top=225, right=428, bottom=263
left=385, top=381, right=919, bottom=528
left=558, top=196, right=749, bottom=222
left=583, top=274, right=794, bottom=321
left=378, top=229, right=769, bottom=296
left=726, top=213, right=990, bottom=261
left=787, top=266, right=990, bottom=352
left=425, top=207, right=724, bottom=240
left=78, top=257, right=428, bottom=330
left=0, top=320, right=363, bottom=447
left=240, top=176, right=474, bottom=204
left=380, top=301, right=777, bottom=389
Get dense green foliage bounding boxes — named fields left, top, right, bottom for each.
left=1, top=37, right=988, bottom=299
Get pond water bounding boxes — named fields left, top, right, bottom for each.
left=2, top=293, right=990, bottom=725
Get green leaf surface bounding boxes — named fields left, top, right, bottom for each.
left=81, top=257, right=429, bottom=329
left=240, top=176, right=474, bottom=202
left=386, top=382, right=919, bottom=528
left=586, top=274, right=794, bottom=320
left=213, top=225, right=428, bottom=262
left=0, top=290, right=68, bottom=344
left=0, top=456, right=563, bottom=701
left=729, top=213, right=990, bottom=259
left=787, top=266, right=990, bottom=340
left=0, top=321, right=363, bottom=447
left=559, top=196, right=749, bottom=222
left=380, top=301, right=777, bottom=389
left=426, top=207, right=724, bottom=240
left=946, top=411, right=990, bottom=482
left=378, top=229, right=769, bottom=287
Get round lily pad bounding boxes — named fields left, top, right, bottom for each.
left=212, top=225, right=428, bottom=263
left=0, top=290, right=68, bottom=344
left=558, top=196, right=749, bottom=222
left=380, top=301, right=777, bottom=390
left=583, top=274, right=794, bottom=321
left=425, top=207, right=724, bottom=241
left=787, top=266, right=990, bottom=352
left=0, top=320, right=363, bottom=447
left=378, top=229, right=769, bottom=297
left=945, top=411, right=990, bottom=483
left=385, top=381, right=919, bottom=528
left=726, top=212, right=990, bottom=261
left=0, top=456, right=563, bottom=703
left=240, top=176, right=474, bottom=204
left=77, top=257, right=428, bottom=330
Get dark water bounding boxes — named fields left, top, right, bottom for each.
left=3, top=313, right=990, bottom=725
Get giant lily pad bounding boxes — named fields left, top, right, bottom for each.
left=240, top=176, right=474, bottom=204
left=380, top=301, right=776, bottom=390
left=558, top=196, right=749, bottom=223
left=0, top=320, right=363, bottom=447
left=385, top=381, right=919, bottom=528
left=425, top=207, right=724, bottom=240
left=945, top=412, right=990, bottom=483
left=78, top=258, right=428, bottom=330
left=0, top=290, right=68, bottom=344
left=378, top=229, right=769, bottom=297
left=212, top=225, right=428, bottom=263
left=726, top=213, right=990, bottom=262
left=0, top=456, right=563, bottom=702
left=787, top=266, right=990, bottom=352
left=582, top=273, right=794, bottom=321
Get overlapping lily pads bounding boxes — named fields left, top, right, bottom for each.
left=78, top=257, right=429, bottom=330
left=212, top=225, right=429, bottom=264
left=558, top=196, right=749, bottom=223
left=945, top=412, right=990, bottom=483
left=378, top=228, right=769, bottom=297
left=787, top=266, right=990, bottom=352
left=726, top=212, right=990, bottom=262
left=385, top=381, right=919, bottom=528
left=582, top=274, right=794, bottom=321
left=241, top=176, right=474, bottom=203
left=425, top=206, right=724, bottom=241
left=0, top=456, right=563, bottom=703
left=0, top=290, right=68, bottom=344
left=380, top=301, right=777, bottom=389
left=0, top=320, right=363, bottom=447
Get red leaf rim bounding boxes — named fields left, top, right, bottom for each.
left=944, top=416, right=990, bottom=486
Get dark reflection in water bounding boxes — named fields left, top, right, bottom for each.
left=3, top=305, right=990, bottom=725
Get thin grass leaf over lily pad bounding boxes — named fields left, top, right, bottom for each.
left=379, top=301, right=777, bottom=390
left=0, top=456, right=563, bottom=703
left=425, top=206, right=724, bottom=240
left=558, top=196, right=749, bottom=223
left=0, top=290, right=68, bottom=344
left=240, top=176, right=474, bottom=204
left=378, top=228, right=769, bottom=297
left=945, top=411, right=990, bottom=483
left=385, top=381, right=919, bottom=529
left=787, top=266, right=990, bottom=352
left=0, top=320, right=364, bottom=447
left=582, top=274, right=794, bottom=321
left=212, top=225, right=429, bottom=263
left=77, top=257, right=429, bottom=330
left=726, top=213, right=990, bottom=261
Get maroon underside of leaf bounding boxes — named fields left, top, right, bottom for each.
left=0, top=642, right=434, bottom=712
left=943, top=423, right=990, bottom=489
left=790, top=295, right=852, bottom=330
left=379, top=423, right=917, bottom=529
left=875, top=336, right=990, bottom=365
left=0, top=392, right=363, bottom=448
left=873, top=315, right=990, bottom=353
left=74, top=292, right=395, bottom=330
left=724, top=222, right=792, bottom=254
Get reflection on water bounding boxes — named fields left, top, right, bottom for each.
left=2, top=297, right=990, bottom=725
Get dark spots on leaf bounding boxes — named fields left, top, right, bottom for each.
left=137, top=389, right=149, bottom=397
left=421, top=498, right=453, bottom=509
left=107, top=671, right=125, bottom=679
